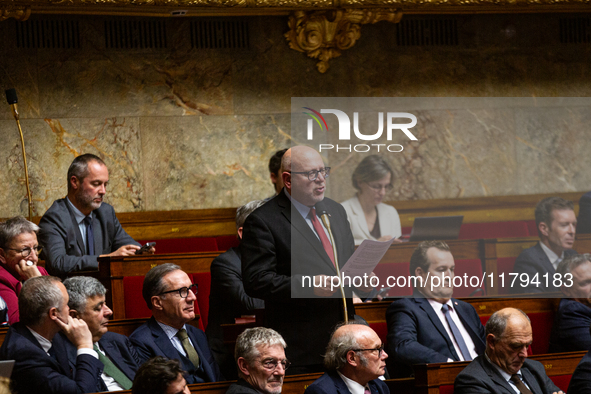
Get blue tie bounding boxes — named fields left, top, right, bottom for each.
left=441, top=304, right=472, bottom=361
left=84, top=216, right=94, bottom=255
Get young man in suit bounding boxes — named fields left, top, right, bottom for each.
left=305, top=322, right=389, bottom=394
left=207, top=200, right=266, bottom=380
left=512, top=196, right=577, bottom=294
left=455, top=308, right=563, bottom=394
left=386, top=240, right=486, bottom=378
left=227, top=327, right=288, bottom=394
left=241, top=146, right=365, bottom=374
left=0, top=276, right=105, bottom=393
left=38, top=153, right=153, bottom=277
left=64, top=276, right=141, bottom=391
left=130, top=263, right=223, bottom=384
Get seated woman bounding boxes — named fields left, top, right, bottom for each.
left=0, top=216, right=48, bottom=324
left=342, top=155, right=402, bottom=245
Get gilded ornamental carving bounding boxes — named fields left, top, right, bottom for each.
left=0, top=6, right=31, bottom=21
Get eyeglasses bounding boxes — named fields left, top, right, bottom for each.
left=366, top=183, right=393, bottom=192
left=352, top=344, right=384, bottom=358
left=260, top=358, right=291, bottom=371
left=5, top=246, right=42, bottom=258
left=158, top=284, right=198, bottom=298
left=289, top=167, right=331, bottom=181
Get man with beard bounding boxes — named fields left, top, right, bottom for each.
left=305, top=322, right=389, bottom=394
left=386, top=241, right=486, bottom=378
left=38, top=154, right=151, bottom=276
left=455, top=308, right=563, bottom=394
left=226, top=327, right=287, bottom=394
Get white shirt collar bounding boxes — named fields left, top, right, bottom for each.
left=27, top=326, right=53, bottom=355
left=156, top=320, right=188, bottom=341
left=337, top=371, right=368, bottom=394
left=539, top=241, right=564, bottom=269
left=284, top=189, right=312, bottom=220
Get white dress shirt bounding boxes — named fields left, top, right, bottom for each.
left=94, top=341, right=125, bottom=391
left=539, top=241, right=565, bottom=271
left=485, top=353, right=531, bottom=394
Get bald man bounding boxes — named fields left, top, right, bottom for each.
left=241, top=146, right=358, bottom=374
left=305, top=322, right=389, bottom=394
left=455, top=308, right=563, bottom=394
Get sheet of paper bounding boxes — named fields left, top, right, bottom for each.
left=340, top=237, right=395, bottom=277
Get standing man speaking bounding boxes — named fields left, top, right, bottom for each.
left=241, top=146, right=366, bottom=374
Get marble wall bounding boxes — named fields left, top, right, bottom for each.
left=0, top=13, right=590, bottom=217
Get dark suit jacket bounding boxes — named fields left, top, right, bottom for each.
left=38, top=198, right=139, bottom=276
left=577, top=191, right=591, bottom=234
left=512, top=242, right=576, bottom=294
left=454, top=356, right=560, bottom=394
left=304, top=371, right=390, bottom=394
left=386, top=292, right=486, bottom=378
left=98, top=331, right=141, bottom=382
left=0, top=322, right=104, bottom=394
left=568, top=349, right=591, bottom=394
left=206, top=246, right=264, bottom=379
left=549, top=298, right=591, bottom=353
left=226, top=378, right=261, bottom=394
left=129, top=316, right=223, bottom=384
left=241, top=191, right=356, bottom=370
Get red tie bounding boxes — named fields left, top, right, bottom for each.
left=309, top=207, right=335, bottom=267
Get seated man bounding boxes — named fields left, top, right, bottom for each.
left=386, top=240, right=486, bottom=378
left=207, top=200, right=266, bottom=379
left=455, top=307, right=563, bottom=394
left=305, top=322, right=389, bottom=394
left=567, top=346, right=591, bottom=394
left=132, top=356, right=190, bottom=394
left=227, top=327, right=287, bottom=394
left=130, top=263, right=223, bottom=383
left=0, top=276, right=104, bottom=393
left=64, top=276, right=141, bottom=391
left=548, top=253, right=591, bottom=352
left=38, top=154, right=152, bottom=277
left=0, top=216, right=48, bottom=324
left=512, top=196, right=577, bottom=294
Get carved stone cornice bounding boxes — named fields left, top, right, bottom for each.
left=0, top=5, right=31, bottom=20
left=285, top=9, right=401, bottom=73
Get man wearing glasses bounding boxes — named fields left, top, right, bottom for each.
left=227, top=327, right=288, bottom=394
left=241, top=145, right=359, bottom=374
left=0, top=216, right=49, bottom=324
left=130, top=263, right=223, bottom=383
left=305, top=322, right=389, bottom=394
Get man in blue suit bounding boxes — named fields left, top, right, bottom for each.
left=130, top=263, right=223, bottom=383
left=0, top=276, right=105, bottom=393
left=512, top=196, right=577, bottom=294
left=386, top=241, right=486, bottom=378
left=305, top=322, right=389, bottom=394
left=64, top=276, right=140, bottom=390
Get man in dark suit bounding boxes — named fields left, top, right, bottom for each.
left=305, top=322, right=389, bottom=394
left=207, top=200, right=266, bottom=380
left=577, top=191, right=591, bottom=234
left=548, top=253, right=591, bottom=353
left=0, top=276, right=105, bottom=393
left=567, top=348, right=591, bottom=394
left=130, top=263, right=223, bottom=383
left=241, top=146, right=362, bottom=374
left=512, top=196, right=577, bottom=294
left=226, top=327, right=288, bottom=394
left=455, top=308, right=563, bottom=394
left=64, top=276, right=140, bottom=390
left=386, top=240, right=486, bottom=378
left=38, top=154, right=152, bottom=277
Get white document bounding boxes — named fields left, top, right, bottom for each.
left=340, top=237, right=395, bottom=277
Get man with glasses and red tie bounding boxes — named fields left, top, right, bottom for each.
left=0, top=216, right=49, bottom=324
left=241, top=145, right=364, bottom=374
left=130, top=263, right=223, bottom=383
left=227, top=327, right=288, bottom=394
left=305, top=322, right=390, bottom=394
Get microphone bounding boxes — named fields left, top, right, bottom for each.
left=5, top=88, right=19, bottom=120
left=315, top=200, right=349, bottom=323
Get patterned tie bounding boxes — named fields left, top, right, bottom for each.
left=93, top=344, right=133, bottom=390
left=510, top=374, right=534, bottom=394
left=441, top=304, right=472, bottom=361
left=176, top=328, right=200, bottom=369
left=84, top=216, right=94, bottom=255
left=309, top=207, right=335, bottom=267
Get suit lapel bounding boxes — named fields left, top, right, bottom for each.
left=100, top=336, right=133, bottom=380
left=521, top=367, right=543, bottom=394
left=329, top=371, right=354, bottom=394
left=481, top=356, right=517, bottom=394
left=92, top=211, right=104, bottom=255
left=149, top=319, right=195, bottom=373
left=350, top=197, right=371, bottom=239
left=454, top=300, right=485, bottom=354
left=414, top=296, right=460, bottom=361
left=534, top=243, right=556, bottom=274
left=187, top=327, right=214, bottom=381
left=64, top=198, right=86, bottom=254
